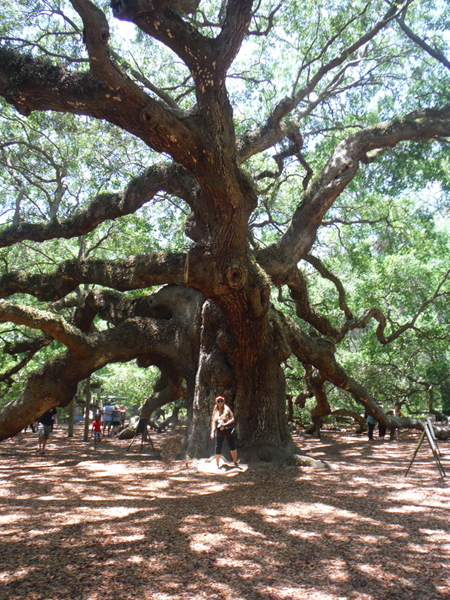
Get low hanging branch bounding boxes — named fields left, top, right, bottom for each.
left=0, top=285, right=205, bottom=440
left=0, top=301, right=94, bottom=358
left=282, top=311, right=450, bottom=439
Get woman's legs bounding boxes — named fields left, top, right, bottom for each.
left=215, top=435, right=224, bottom=466
left=215, top=436, right=238, bottom=467
left=227, top=437, right=238, bottom=465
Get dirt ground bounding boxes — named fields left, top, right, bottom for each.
left=0, top=425, right=449, bottom=600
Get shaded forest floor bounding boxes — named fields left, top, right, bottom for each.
left=0, top=425, right=449, bottom=600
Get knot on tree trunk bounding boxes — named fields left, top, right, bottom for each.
left=99, top=28, right=110, bottom=43
left=225, top=261, right=247, bottom=289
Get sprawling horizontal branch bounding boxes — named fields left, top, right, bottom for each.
left=348, top=278, right=450, bottom=344
left=0, top=285, right=205, bottom=440
left=282, top=311, right=450, bottom=438
left=3, top=332, right=53, bottom=357
left=0, top=162, right=196, bottom=247
left=341, top=374, right=449, bottom=436
left=73, top=286, right=201, bottom=331
left=286, top=260, right=450, bottom=346
left=0, top=252, right=186, bottom=301
left=329, top=407, right=367, bottom=430
left=257, top=104, right=450, bottom=283
left=0, top=300, right=94, bottom=358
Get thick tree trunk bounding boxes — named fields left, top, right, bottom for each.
left=234, top=362, right=296, bottom=464
left=188, top=300, right=236, bottom=458
left=187, top=300, right=297, bottom=464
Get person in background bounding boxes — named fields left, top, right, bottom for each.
left=119, top=405, right=127, bottom=429
left=210, top=396, right=238, bottom=468
left=24, top=422, right=36, bottom=434
left=111, top=405, right=121, bottom=435
left=102, top=403, right=114, bottom=436
left=37, top=407, right=57, bottom=455
left=92, top=413, right=102, bottom=450
left=393, top=404, right=402, bottom=440
left=51, top=410, right=58, bottom=432
left=378, top=405, right=387, bottom=440
left=366, top=412, right=377, bottom=442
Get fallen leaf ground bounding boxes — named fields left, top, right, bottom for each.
left=0, top=425, right=449, bottom=600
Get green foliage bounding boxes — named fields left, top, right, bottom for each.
left=93, top=362, right=160, bottom=414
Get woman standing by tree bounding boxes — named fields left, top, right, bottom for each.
left=210, top=396, right=238, bottom=469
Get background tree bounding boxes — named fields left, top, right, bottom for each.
left=0, top=0, right=449, bottom=461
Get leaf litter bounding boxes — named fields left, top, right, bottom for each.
left=0, top=426, right=449, bottom=600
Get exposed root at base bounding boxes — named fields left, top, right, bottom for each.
left=236, top=443, right=332, bottom=469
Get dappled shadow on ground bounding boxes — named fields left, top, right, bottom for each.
left=0, top=426, right=449, bottom=600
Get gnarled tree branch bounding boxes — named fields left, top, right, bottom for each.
left=237, top=2, right=403, bottom=163
left=257, top=105, right=450, bottom=281
left=0, top=252, right=187, bottom=301
left=0, top=285, right=205, bottom=440
left=0, top=300, right=94, bottom=358
left=0, top=162, right=196, bottom=247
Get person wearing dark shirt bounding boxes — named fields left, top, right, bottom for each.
left=37, top=408, right=57, bottom=454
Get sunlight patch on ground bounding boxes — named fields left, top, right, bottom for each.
left=48, top=505, right=143, bottom=525
left=385, top=503, right=430, bottom=513
left=258, top=585, right=339, bottom=599
left=82, top=461, right=137, bottom=475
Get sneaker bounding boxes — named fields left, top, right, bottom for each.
left=234, top=462, right=239, bottom=467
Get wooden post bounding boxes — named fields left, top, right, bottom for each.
left=83, top=378, right=91, bottom=443
left=68, top=396, right=75, bottom=438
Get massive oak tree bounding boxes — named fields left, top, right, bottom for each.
left=1, top=0, right=450, bottom=460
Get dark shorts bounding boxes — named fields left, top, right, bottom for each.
left=215, top=435, right=236, bottom=454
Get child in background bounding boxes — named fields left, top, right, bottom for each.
left=92, top=413, right=102, bottom=450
